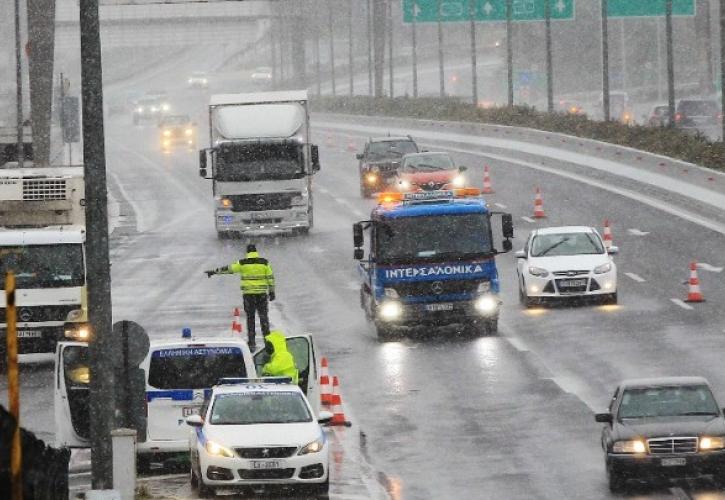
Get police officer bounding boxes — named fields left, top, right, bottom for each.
left=261, top=331, right=299, bottom=384
left=205, top=244, right=275, bottom=348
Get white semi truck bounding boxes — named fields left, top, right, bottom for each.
left=0, top=164, right=88, bottom=360
left=199, top=90, right=320, bottom=237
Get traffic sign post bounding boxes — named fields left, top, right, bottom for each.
left=607, top=0, right=694, bottom=18
left=402, top=0, right=574, bottom=23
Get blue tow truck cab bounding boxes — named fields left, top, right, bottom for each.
left=353, top=189, right=514, bottom=339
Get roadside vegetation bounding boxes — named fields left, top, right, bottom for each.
left=311, top=96, right=725, bottom=171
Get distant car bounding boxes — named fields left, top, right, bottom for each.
left=395, top=152, right=466, bottom=192
left=250, top=66, right=273, bottom=86
left=596, top=377, right=725, bottom=492
left=675, top=99, right=720, bottom=130
left=647, top=105, right=671, bottom=127
left=158, top=114, right=197, bottom=152
left=558, top=100, right=585, bottom=116
left=515, top=226, right=618, bottom=307
left=133, top=96, right=170, bottom=125
left=188, top=72, right=209, bottom=89
left=357, top=136, right=419, bottom=198
left=186, top=378, right=332, bottom=497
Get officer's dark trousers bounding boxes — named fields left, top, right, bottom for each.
left=243, top=294, right=269, bottom=341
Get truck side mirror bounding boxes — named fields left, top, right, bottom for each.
left=311, top=145, right=321, bottom=172
left=356, top=153, right=364, bottom=160
left=199, top=149, right=207, bottom=178
left=458, top=166, right=467, bottom=172
left=501, top=239, right=513, bottom=253
left=502, top=213, right=514, bottom=239
left=354, top=248, right=364, bottom=260
left=353, top=223, right=364, bottom=248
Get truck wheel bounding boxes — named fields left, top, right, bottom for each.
left=604, top=292, right=618, bottom=305
left=519, top=280, right=535, bottom=308
left=607, top=466, right=626, bottom=493
left=374, top=322, right=395, bottom=342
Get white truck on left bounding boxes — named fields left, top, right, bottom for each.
left=0, top=163, right=88, bottom=358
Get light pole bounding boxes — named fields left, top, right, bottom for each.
left=506, top=0, right=513, bottom=107
left=469, top=0, right=478, bottom=106
left=601, top=0, right=610, bottom=121
left=14, top=0, right=23, bottom=168
left=348, top=0, right=354, bottom=95
left=665, top=0, right=675, bottom=126
left=544, top=0, right=554, bottom=113
left=328, top=1, right=336, bottom=96
left=437, top=0, right=445, bottom=97
left=411, top=0, right=418, bottom=97
left=388, top=0, right=394, bottom=97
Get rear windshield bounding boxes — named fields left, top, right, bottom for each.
left=147, top=346, right=247, bottom=390
left=678, top=100, right=718, bottom=115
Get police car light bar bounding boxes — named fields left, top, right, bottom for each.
left=216, top=377, right=293, bottom=386
left=377, top=188, right=481, bottom=205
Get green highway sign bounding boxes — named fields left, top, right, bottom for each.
left=402, top=0, right=574, bottom=24
left=607, top=0, right=694, bottom=18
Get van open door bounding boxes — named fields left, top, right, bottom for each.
left=54, top=341, right=91, bottom=448
left=254, top=334, right=320, bottom=416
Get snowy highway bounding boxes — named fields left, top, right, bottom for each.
left=4, top=58, right=725, bottom=500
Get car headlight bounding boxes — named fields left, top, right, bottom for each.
left=163, top=130, right=171, bottom=137
left=161, top=104, right=170, bottom=111
left=365, top=173, right=378, bottom=184
left=185, top=128, right=193, bottom=136
left=384, top=287, right=399, bottom=299
left=136, top=106, right=144, bottom=113
left=475, top=294, right=498, bottom=314
left=477, top=281, right=491, bottom=293
left=202, top=79, right=208, bottom=84
left=700, top=437, right=725, bottom=450
left=150, top=106, right=158, bottom=112
left=612, top=440, right=646, bottom=454
left=205, top=441, right=235, bottom=458
left=399, top=180, right=411, bottom=191
left=593, top=262, right=612, bottom=274
left=528, top=266, right=549, bottom=278
left=64, top=325, right=91, bottom=341
left=298, top=438, right=324, bottom=455
left=379, top=301, right=402, bottom=320
left=452, top=175, right=466, bottom=187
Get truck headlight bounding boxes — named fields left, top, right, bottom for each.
left=365, top=173, right=378, bottom=184
left=379, top=301, right=402, bottom=320
left=205, top=441, right=235, bottom=458
left=298, top=438, right=324, bottom=455
left=136, top=106, right=144, bottom=113
left=528, top=266, right=549, bottom=278
left=65, top=325, right=91, bottom=341
left=477, top=281, right=491, bottom=293
left=593, top=262, right=612, bottom=274
left=612, top=440, right=646, bottom=454
left=384, top=288, right=399, bottom=299
left=161, top=104, right=170, bottom=112
left=452, top=175, right=466, bottom=187
left=700, top=437, right=725, bottom=450
left=399, top=180, right=411, bottom=191
left=475, top=295, right=498, bottom=314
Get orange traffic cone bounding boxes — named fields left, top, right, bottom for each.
left=482, top=165, right=494, bottom=194
left=533, top=187, right=546, bottom=218
left=232, top=307, right=242, bottom=335
left=685, top=261, right=705, bottom=302
left=330, top=376, right=350, bottom=426
left=603, top=219, right=613, bottom=250
left=347, top=137, right=357, bottom=152
left=320, top=357, right=332, bottom=405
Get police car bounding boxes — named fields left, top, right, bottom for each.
left=186, top=378, right=332, bottom=497
left=54, top=330, right=320, bottom=467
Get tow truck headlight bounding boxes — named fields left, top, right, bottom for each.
left=163, top=130, right=171, bottom=137
left=612, top=440, right=646, bottom=454
left=205, top=441, right=235, bottom=458
left=298, top=438, right=324, bottom=455
left=202, top=78, right=208, bottom=84
left=477, top=281, right=491, bottom=293
left=700, top=437, right=725, bottom=450
left=379, top=301, right=402, bottom=320
left=475, top=295, right=498, bottom=314
left=161, top=103, right=170, bottom=112
left=528, top=266, right=549, bottom=278
left=452, top=175, right=466, bottom=187
left=384, top=288, right=399, bottom=299
left=185, top=128, right=193, bottom=136
left=65, top=325, right=91, bottom=341
left=136, top=106, right=144, bottom=113
left=365, top=173, right=378, bottom=184
left=593, top=262, right=612, bottom=274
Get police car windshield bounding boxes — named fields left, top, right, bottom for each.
left=618, top=385, right=719, bottom=420
left=0, top=245, right=85, bottom=289
left=210, top=391, right=312, bottom=425
left=147, top=346, right=247, bottom=390
left=376, top=214, right=492, bottom=263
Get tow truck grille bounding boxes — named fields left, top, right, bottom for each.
left=227, top=193, right=295, bottom=212
left=235, top=447, right=297, bottom=459
left=23, top=179, right=67, bottom=200
left=393, top=280, right=482, bottom=298
left=647, top=437, right=698, bottom=454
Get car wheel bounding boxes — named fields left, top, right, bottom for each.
left=520, top=279, right=535, bottom=308
left=605, top=292, right=618, bottom=305
left=190, top=464, right=199, bottom=489
left=312, top=476, right=330, bottom=497
left=197, top=474, right=216, bottom=498
left=607, top=466, right=626, bottom=493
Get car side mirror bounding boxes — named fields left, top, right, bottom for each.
left=311, top=144, right=321, bottom=172
left=458, top=166, right=468, bottom=172
left=515, top=250, right=526, bottom=259
left=354, top=248, right=364, bottom=260
left=186, top=414, right=204, bottom=427
left=501, top=213, right=514, bottom=239
left=356, top=153, right=364, bottom=160
left=595, top=413, right=612, bottom=423
left=608, top=246, right=619, bottom=255
left=318, top=410, right=333, bottom=425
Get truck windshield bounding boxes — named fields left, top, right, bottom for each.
left=0, top=244, right=85, bottom=289
left=376, top=214, right=492, bottom=263
left=216, top=143, right=304, bottom=181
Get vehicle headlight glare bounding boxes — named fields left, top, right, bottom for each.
left=64, top=326, right=90, bottom=341
left=594, top=262, right=612, bottom=274
left=700, top=437, right=725, bottom=450
left=151, top=106, right=158, bottom=112
left=613, top=440, right=646, bottom=454
left=384, top=288, right=399, bottom=299
left=205, top=441, right=235, bottom=458
left=475, top=295, right=498, bottom=314
left=298, top=438, right=324, bottom=455
left=399, top=180, right=411, bottom=191
left=185, top=128, right=193, bottom=136
left=379, top=301, right=402, bottom=320
left=217, top=197, right=232, bottom=208
left=528, top=266, right=549, bottom=278
left=452, top=175, right=465, bottom=187
left=161, top=104, right=170, bottom=111
left=163, top=130, right=171, bottom=137
left=202, top=79, right=208, bottom=84
left=136, top=106, right=143, bottom=113
left=366, top=173, right=378, bottom=184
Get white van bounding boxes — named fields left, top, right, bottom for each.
left=54, top=333, right=320, bottom=461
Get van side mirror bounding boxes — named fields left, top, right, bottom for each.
left=502, top=213, right=514, bottom=239
left=595, top=413, right=613, bottom=423
left=199, top=149, right=207, bottom=176
left=311, top=144, right=321, bottom=172
left=186, top=414, right=204, bottom=427
left=353, top=223, right=364, bottom=248
left=607, top=246, right=619, bottom=255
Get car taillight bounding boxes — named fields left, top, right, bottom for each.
left=674, top=113, right=682, bottom=122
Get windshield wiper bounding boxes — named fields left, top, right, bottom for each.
left=536, top=237, right=571, bottom=256
left=679, top=411, right=719, bottom=416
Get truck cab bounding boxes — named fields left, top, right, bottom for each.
left=353, top=189, right=513, bottom=339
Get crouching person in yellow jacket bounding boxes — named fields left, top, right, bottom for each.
left=261, top=331, right=299, bottom=385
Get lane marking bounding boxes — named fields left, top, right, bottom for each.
left=494, top=202, right=507, bottom=209
left=318, top=186, right=330, bottom=194
left=627, top=228, right=650, bottom=236
left=333, top=196, right=348, bottom=205
left=671, top=298, right=694, bottom=310
left=521, top=216, right=536, bottom=223
left=697, top=263, right=723, bottom=273
left=110, top=172, right=143, bottom=232
left=624, top=272, right=646, bottom=283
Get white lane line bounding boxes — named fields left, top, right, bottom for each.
left=494, top=202, right=507, bottom=209
left=624, top=272, right=646, bottom=283
left=521, top=216, right=536, bottom=223
left=318, top=186, right=330, bottom=194
left=627, top=228, right=650, bottom=236
left=671, top=298, right=694, bottom=310
left=697, top=263, right=723, bottom=273
left=333, top=196, right=348, bottom=205
left=110, top=172, right=143, bottom=233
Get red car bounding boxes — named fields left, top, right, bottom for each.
left=395, top=152, right=467, bottom=192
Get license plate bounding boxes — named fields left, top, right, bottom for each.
left=251, top=461, right=280, bottom=469
left=559, top=279, right=587, bottom=288
left=16, top=330, right=42, bottom=339
left=426, top=303, right=454, bottom=312
left=182, top=406, right=199, bottom=417
left=661, top=457, right=686, bottom=467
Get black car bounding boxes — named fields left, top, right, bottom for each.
left=675, top=99, right=720, bottom=129
left=596, top=377, right=725, bottom=492
left=357, top=136, right=419, bottom=198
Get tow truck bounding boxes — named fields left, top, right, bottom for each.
left=353, top=189, right=513, bottom=339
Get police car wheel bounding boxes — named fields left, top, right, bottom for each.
left=190, top=466, right=199, bottom=489
left=196, top=476, right=215, bottom=498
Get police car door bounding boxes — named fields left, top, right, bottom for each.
left=254, top=334, right=320, bottom=416
left=54, top=341, right=91, bottom=447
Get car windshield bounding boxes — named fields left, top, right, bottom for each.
left=530, top=232, right=604, bottom=257
left=678, top=100, right=718, bottom=115
left=215, top=142, right=304, bottom=181
left=367, top=140, right=418, bottom=158
left=147, top=346, right=247, bottom=390
left=618, top=385, right=720, bottom=419
left=0, top=244, right=85, bottom=289
left=402, top=154, right=455, bottom=172
left=210, top=391, right=312, bottom=425
left=161, top=115, right=191, bottom=126
left=376, top=214, right=492, bottom=263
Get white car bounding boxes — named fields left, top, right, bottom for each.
left=516, top=226, right=618, bottom=307
left=188, top=72, right=209, bottom=88
left=186, top=378, right=332, bottom=497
